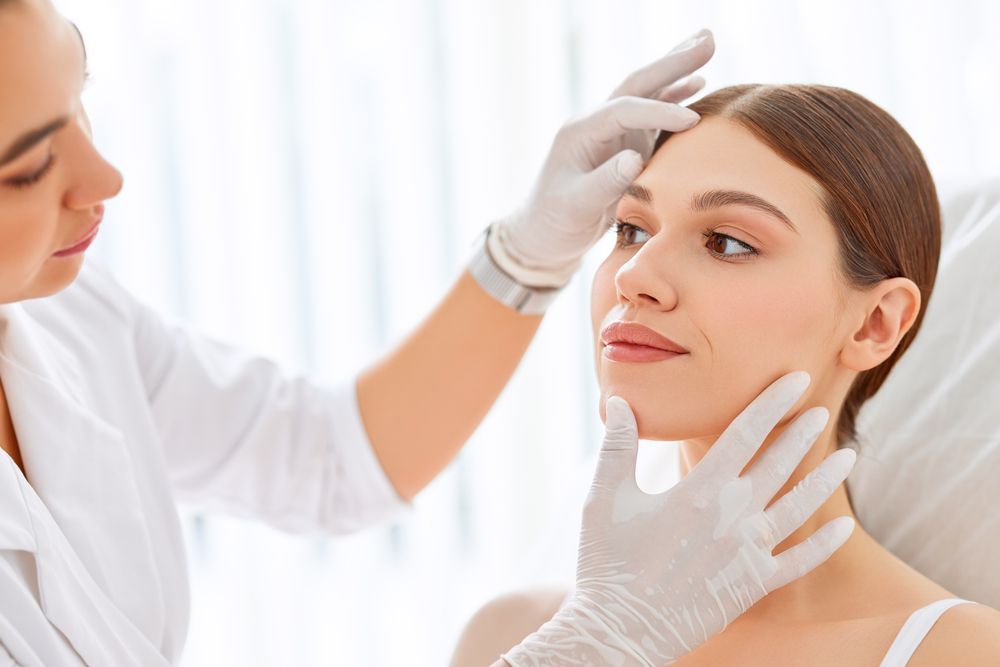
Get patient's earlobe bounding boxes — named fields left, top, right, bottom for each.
left=841, top=278, right=921, bottom=371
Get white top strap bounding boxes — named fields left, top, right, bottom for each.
left=879, top=598, right=976, bottom=666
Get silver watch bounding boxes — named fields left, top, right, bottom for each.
left=467, top=223, right=562, bottom=315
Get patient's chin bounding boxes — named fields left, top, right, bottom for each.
left=598, top=393, right=719, bottom=442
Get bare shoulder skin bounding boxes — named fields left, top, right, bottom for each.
left=450, top=525, right=1000, bottom=666
left=449, top=587, right=569, bottom=667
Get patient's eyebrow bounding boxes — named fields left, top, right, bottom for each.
left=623, top=183, right=654, bottom=206
left=621, top=183, right=799, bottom=235
left=692, top=189, right=799, bottom=235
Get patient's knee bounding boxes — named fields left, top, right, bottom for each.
left=449, top=586, right=571, bottom=667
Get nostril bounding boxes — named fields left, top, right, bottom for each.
left=638, top=293, right=660, bottom=304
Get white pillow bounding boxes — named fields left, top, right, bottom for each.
left=848, top=180, right=1000, bottom=608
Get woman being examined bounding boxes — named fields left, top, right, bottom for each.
left=452, top=84, right=1000, bottom=666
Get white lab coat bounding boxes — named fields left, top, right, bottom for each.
left=0, top=257, right=411, bottom=666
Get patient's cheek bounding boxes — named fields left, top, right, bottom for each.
left=591, top=256, right=835, bottom=442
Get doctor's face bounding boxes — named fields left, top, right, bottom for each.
left=0, top=0, right=122, bottom=304
left=590, top=117, right=854, bottom=442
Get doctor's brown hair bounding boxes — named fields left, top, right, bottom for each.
left=654, top=84, right=942, bottom=450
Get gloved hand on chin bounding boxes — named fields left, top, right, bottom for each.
left=501, top=371, right=857, bottom=666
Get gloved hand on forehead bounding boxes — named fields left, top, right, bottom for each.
left=501, top=371, right=858, bottom=666
left=486, top=29, right=715, bottom=289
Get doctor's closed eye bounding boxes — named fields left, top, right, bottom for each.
left=5, top=153, right=58, bottom=190
left=609, top=218, right=760, bottom=262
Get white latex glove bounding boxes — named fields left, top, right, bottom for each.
left=485, top=29, right=715, bottom=289
left=502, top=371, right=858, bottom=666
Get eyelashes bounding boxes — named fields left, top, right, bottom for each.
left=5, top=153, right=57, bottom=190
left=609, top=217, right=760, bottom=262
left=700, top=227, right=759, bottom=261
left=3, top=71, right=91, bottom=192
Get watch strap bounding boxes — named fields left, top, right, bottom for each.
left=467, top=224, right=562, bottom=315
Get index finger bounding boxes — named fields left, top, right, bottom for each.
left=608, top=28, right=715, bottom=100
left=689, top=371, right=812, bottom=484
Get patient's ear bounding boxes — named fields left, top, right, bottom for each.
left=840, top=277, right=921, bottom=371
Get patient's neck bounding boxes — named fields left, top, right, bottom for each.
left=678, top=421, right=871, bottom=625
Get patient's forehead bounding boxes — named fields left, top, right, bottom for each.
left=635, top=117, right=829, bottom=236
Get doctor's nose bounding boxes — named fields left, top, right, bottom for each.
left=613, top=248, right=680, bottom=312
left=62, top=112, right=125, bottom=212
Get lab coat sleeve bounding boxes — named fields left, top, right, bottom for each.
left=87, top=261, right=412, bottom=534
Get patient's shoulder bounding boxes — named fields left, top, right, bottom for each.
left=908, top=601, right=1000, bottom=666
left=448, top=586, right=570, bottom=667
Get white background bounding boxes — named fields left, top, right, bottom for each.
left=51, top=0, right=1000, bottom=664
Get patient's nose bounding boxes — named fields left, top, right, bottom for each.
left=613, top=250, right=679, bottom=311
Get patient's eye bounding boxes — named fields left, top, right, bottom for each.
left=610, top=218, right=759, bottom=263
left=702, top=229, right=759, bottom=262
left=610, top=219, right=650, bottom=248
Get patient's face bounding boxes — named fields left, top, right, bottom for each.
left=591, top=116, right=851, bottom=441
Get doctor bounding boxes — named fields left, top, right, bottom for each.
left=0, top=1, right=857, bottom=665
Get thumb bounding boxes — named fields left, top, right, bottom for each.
left=581, top=149, right=644, bottom=211
left=591, top=395, right=641, bottom=491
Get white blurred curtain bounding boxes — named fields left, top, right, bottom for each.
left=52, top=0, right=1000, bottom=664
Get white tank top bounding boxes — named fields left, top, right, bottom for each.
left=879, top=598, right=975, bottom=666
left=557, top=593, right=975, bottom=664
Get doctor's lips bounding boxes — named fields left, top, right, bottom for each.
left=601, top=321, right=689, bottom=363
left=53, top=205, right=104, bottom=257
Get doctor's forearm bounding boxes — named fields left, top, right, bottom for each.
left=355, top=268, right=543, bottom=501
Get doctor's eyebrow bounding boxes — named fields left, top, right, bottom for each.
left=622, top=183, right=800, bottom=235
left=0, top=22, right=88, bottom=170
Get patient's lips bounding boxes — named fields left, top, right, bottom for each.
left=601, top=321, right=689, bottom=363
